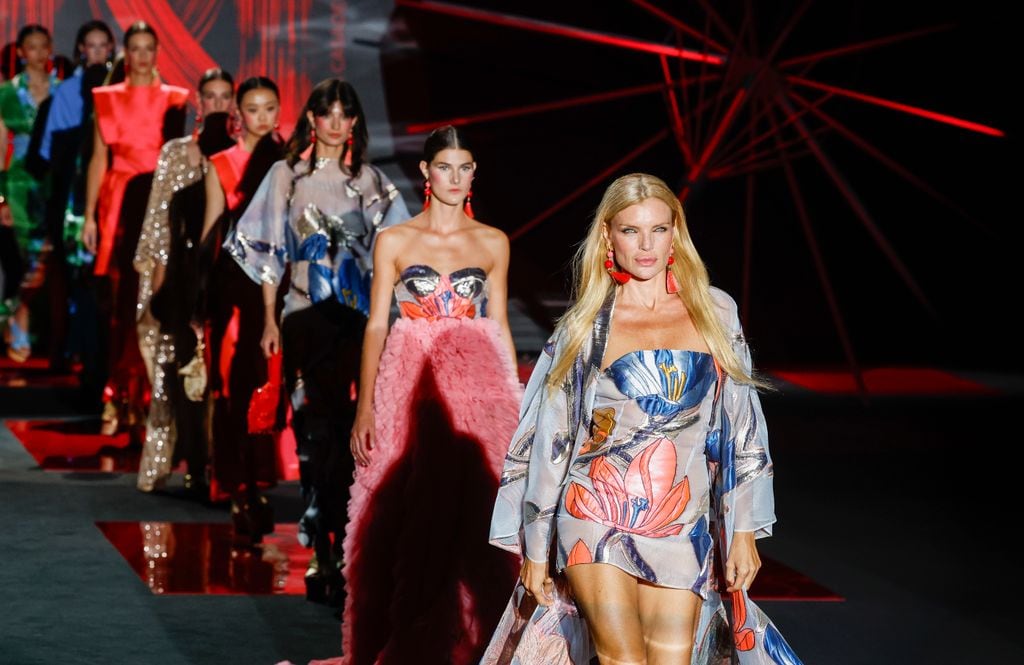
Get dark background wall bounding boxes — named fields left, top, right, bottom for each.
left=3, top=0, right=1015, bottom=371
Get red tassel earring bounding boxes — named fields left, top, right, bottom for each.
left=666, top=254, right=680, bottom=294
left=423, top=182, right=432, bottom=209
left=309, top=128, right=316, bottom=144
left=463, top=190, right=474, bottom=218
left=605, top=249, right=631, bottom=284
left=346, top=134, right=353, bottom=147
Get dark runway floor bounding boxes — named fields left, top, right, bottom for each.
left=2, top=360, right=1022, bottom=664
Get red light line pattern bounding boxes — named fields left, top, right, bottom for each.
left=786, top=75, right=1005, bottom=137
left=395, top=0, right=726, bottom=64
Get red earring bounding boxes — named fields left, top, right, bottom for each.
left=346, top=135, right=353, bottom=147
left=309, top=128, right=316, bottom=144
left=463, top=190, right=474, bottom=218
left=605, top=249, right=631, bottom=284
left=423, top=182, right=432, bottom=209
left=666, top=254, right=680, bottom=294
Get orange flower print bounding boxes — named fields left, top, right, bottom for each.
left=567, top=540, right=593, bottom=566
left=731, top=590, right=755, bottom=651
left=565, top=438, right=690, bottom=538
left=580, top=407, right=616, bottom=454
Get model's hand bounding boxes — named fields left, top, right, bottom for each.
left=521, top=557, right=554, bottom=607
left=260, top=320, right=280, bottom=358
left=350, top=408, right=374, bottom=467
left=725, top=531, right=761, bottom=593
left=81, top=217, right=98, bottom=254
left=0, top=201, right=13, bottom=228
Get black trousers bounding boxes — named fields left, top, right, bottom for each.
left=281, top=299, right=365, bottom=569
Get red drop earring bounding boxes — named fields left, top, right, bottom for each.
left=309, top=128, right=316, bottom=144
left=463, top=190, right=474, bottom=218
left=423, top=182, right=432, bottom=209
left=346, top=135, right=353, bottom=147
left=605, top=249, right=631, bottom=284
left=666, top=254, right=680, bottom=294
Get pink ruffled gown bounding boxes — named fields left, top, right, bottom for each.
left=340, top=264, right=523, bottom=665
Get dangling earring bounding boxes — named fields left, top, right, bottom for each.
left=423, top=181, right=432, bottom=209
left=463, top=190, right=474, bottom=218
left=666, top=254, right=680, bottom=294
left=605, top=248, right=631, bottom=284
left=345, top=135, right=353, bottom=147
left=309, top=128, right=316, bottom=144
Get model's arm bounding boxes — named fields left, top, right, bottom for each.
left=0, top=116, right=8, bottom=173
left=350, top=229, right=400, bottom=467
left=717, top=293, right=775, bottom=593
left=201, top=165, right=226, bottom=243
left=259, top=282, right=279, bottom=358
left=82, top=120, right=108, bottom=254
left=135, top=141, right=180, bottom=300
left=483, top=228, right=518, bottom=371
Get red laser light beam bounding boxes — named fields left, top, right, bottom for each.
left=401, top=79, right=719, bottom=134
left=786, top=75, right=1005, bottom=137
left=660, top=55, right=694, bottom=167
left=509, top=129, right=670, bottom=241
left=778, top=24, right=953, bottom=69
left=771, top=114, right=867, bottom=398
left=394, top=0, right=726, bottom=64
left=776, top=93, right=935, bottom=317
left=630, top=0, right=730, bottom=55
left=681, top=89, right=748, bottom=200
left=787, top=90, right=972, bottom=224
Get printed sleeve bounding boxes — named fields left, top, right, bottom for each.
left=224, top=160, right=292, bottom=285
left=490, top=331, right=576, bottom=562
left=716, top=290, right=776, bottom=537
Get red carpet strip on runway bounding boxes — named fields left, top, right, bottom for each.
left=96, top=521, right=841, bottom=600
left=0, top=357, right=80, bottom=388
left=5, top=418, right=137, bottom=471
left=767, top=367, right=996, bottom=396
left=97, top=522, right=308, bottom=596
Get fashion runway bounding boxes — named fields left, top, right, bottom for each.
left=2, top=354, right=1021, bottom=663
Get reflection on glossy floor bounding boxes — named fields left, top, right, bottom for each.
left=96, top=521, right=839, bottom=601
left=6, top=418, right=137, bottom=471
left=768, top=368, right=996, bottom=395
left=97, top=521, right=310, bottom=596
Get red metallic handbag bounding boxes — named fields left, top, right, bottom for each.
left=247, top=351, right=282, bottom=435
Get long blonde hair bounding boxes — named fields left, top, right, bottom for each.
left=548, top=173, right=755, bottom=388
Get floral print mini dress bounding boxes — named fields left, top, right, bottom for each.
left=556, top=349, right=720, bottom=596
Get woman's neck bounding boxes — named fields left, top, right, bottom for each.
left=314, top=141, right=344, bottom=162
left=242, top=130, right=263, bottom=152
left=424, top=202, right=467, bottom=234
left=24, top=64, right=48, bottom=82
left=617, top=275, right=675, bottom=311
left=128, top=70, right=155, bottom=87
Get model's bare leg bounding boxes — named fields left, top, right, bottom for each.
left=565, top=562, right=647, bottom=665
left=636, top=579, right=702, bottom=665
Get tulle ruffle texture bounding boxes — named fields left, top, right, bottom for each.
left=340, top=316, right=523, bottom=665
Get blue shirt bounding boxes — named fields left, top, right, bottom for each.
left=40, top=66, right=83, bottom=161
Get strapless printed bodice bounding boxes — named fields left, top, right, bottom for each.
left=395, top=264, right=488, bottom=320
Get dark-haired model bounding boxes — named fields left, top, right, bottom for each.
left=200, top=76, right=287, bottom=521
left=0, top=24, right=62, bottom=362
left=82, top=21, right=188, bottom=437
left=226, top=78, right=409, bottom=593
left=340, top=125, right=521, bottom=665
left=133, top=68, right=235, bottom=493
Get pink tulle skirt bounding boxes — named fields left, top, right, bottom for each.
left=340, top=317, right=523, bottom=665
